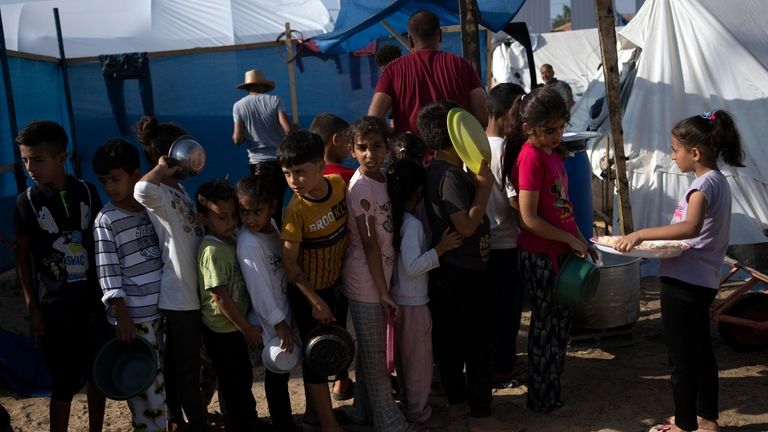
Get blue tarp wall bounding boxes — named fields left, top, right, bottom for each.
left=0, top=30, right=487, bottom=271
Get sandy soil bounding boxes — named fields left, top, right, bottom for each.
left=1, top=272, right=766, bottom=432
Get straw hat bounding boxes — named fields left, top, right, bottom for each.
left=236, top=69, right=276, bottom=91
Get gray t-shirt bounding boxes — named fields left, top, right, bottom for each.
left=424, top=160, right=491, bottom=270
left=660, top=170, right=731, bottom=289
left=232, top=93, right=286, bottom=164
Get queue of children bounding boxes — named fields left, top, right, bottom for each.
left=14, top=77, right=744, bottom=432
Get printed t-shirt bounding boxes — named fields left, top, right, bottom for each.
left=342, top=170, right=394, bottom=303
left=281, top=175, right=348, bottom=290
left=511, top=142, right=578, bottom=255
left=375, top=50, right=483, bottom=135
left=14, top=175, right=103, bottom=312
left=198, top=235, right=249, bottom=333
left=660, top=170, right=731, bottom=289
left=424, top=159, right=490, bottom=270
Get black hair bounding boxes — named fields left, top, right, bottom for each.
left=416, top=100, right=460, bottom=151
left=16, top=120, right=68, bottom=154
left=309, top=113, right=350, bottom=146
left=407, top=10, right=440, bottom=42
left=375, top=45, right=403, bottom=68
left=487, top=83, right=525, bottom=119
left=92, top=139, right=141, bottom=176
left=277, top=130, right=325, bottom=167
left=236, top=170, right=278, bottom=205
left=346, top=116, right=389, bottom=150
left=501, top=86, right=570, bottom=186
left=671, top=110, right=745, bottom=168
left=390, top=132, right=427, bottom=162
left=386, top=158, right=426, bottom=251
left=134, top=116, right=187, bottom=167
left=196, top=179, right=236, bottom=215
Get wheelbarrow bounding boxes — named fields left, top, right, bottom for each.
left=711, top=242, right=768, bottom=352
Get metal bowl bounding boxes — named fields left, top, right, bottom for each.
left=167, top=135, right=206, bottom=178
left=304, top=325, right=355, bottom=379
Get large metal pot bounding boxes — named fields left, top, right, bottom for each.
left=573, top=253, right=641, bottom=329
left=167, top=135, right=206, bottom=179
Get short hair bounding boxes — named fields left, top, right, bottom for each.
left=540, top=63, right=553, bottom=72
left=309, top=113, right=350, bottom=146
left=416, top=100, right=460, bottom=151
left=277, top=130, right=325, bottom=167
left=487, top=83, right=525, bottom=118
left=346, top=116, right=389, bottom=149
left=236, top=172, right=277, bottom=205
left=16, top=120, right=68, bottom=154
left=196, top=179, right=236, bottom=214
left=375, top=45, right=403, bottom=68
left=407, top=11, right=440, bottom=42
left=92, top=139, right=141, bottom=176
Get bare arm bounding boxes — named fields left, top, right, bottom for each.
left=108, top=299, right=136, bottom=344
left=518, top=189, right=586, bottom=256
left=138, top=156, right=179, bottom=186
left=15, top=236, right=43, bottom=341
left=210, top=286, right=262, bottom=346
left=615, top=190, right=706, bottom=251
left=282, top=240, right=335, bottom=324
left=469, top=87, right=488, bottom=127
left=233, top=121, right=245, bottom=145
left=449, top=160, right=493, bottom=238
left=355, top=213, right=398, bottom=315
left=368, top=92, right=393, bottom=119
left=278, top=111, right=291, bottom=135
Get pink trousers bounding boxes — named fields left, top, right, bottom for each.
left=395, top=304, right=433, bottom=423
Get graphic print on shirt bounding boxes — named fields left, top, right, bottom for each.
left=35, top=205, right=59, bottom=234
left=268, top=252, right=289, bottom=294
left=360, top=198, right=395, bottom=267
left=308, top=200, right=347, bottom=233
left=550, top=180, right=573, bottom=220
left=137, top=215, right=162, bottom=260
left=169, top=189, right=204, bottom=237
left=51, top=230, right=88, bottom=282
left=672, top=202, right=685, bottom=224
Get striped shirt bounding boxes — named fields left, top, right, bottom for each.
left=94, top=203, right=163, bottom=324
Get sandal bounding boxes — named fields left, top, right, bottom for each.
left=332, top=380, right=355, bottom=401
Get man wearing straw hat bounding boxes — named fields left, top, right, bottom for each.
left=233, top=69, right=291, bottom=223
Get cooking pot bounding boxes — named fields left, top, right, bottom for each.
left=304, top=325, right=355, bottom=379
left=554, top=254, right=600, bottom=306
left=167, top=135, right=206, bottom=179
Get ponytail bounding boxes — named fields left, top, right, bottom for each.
left=386, top=159, right=425, bottom=251
left=671, top=110, right=745, bottom=168
left=501, top=94, right=526, bottom=187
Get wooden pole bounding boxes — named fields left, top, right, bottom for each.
left=54, top=8, right=81, bottom=178
left=485, top=27, right=493, bottom=89
left=284, top=22, right=299, bottom=128
left=458, top=0, right=482, bottom=75
left=594, top=0, right=633, bottom=234
left=0, top=8, right=26, bottom=193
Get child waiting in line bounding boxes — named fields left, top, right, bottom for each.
left=390, top=132, right=428, bottom=166
left=15, top=120, right=110, bottom=432
left=278, top=130, right=348, bottom=432
left=235, top=171, right=298, bottom=431
left=133, top=116, right=206, bottom=432
left=616, top=111, right=744, bottom=432
left=387, top=158, right=461, bottom=426
left=196, top=179, right=263, bottom=431
left=92, top=139, right=166, bottom=431
left=342, top=117, right=410, bottom=431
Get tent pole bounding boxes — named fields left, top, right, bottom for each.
left=380, top=20, right=411, bottom=52
left=595, top=0, right=633, bottom=234
left=458, top=0, right=482, bottom=75
left=53, top=8, right=81, bottom=178
left=284, top=22, right=299, bottom=128
left=485, top=27, right=493, bottom=89
left=0, top=8, right=26, bottom=193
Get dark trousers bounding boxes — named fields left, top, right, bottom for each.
left=249, top=161, right=288, bottom=228
left=104, top=71, right=154, bottom=135
left=660, top=277, right=719, bottom=431
left=490, top=248, right=523, bottom=374
left=163, top=309, right=205, bottom=431
left=202, top=326, right=258, bottom=431
left=264, top=370, right=295, bottom=430
left=431, top=264, right=493, bottom=417
left=288, top=285, right=340, bottom=384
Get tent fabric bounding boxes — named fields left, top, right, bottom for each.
left=313, top=0, right=525, bottom=53
left=593, top=0, right=768, bottom=245
left=0, top=0, right=335, bottom=58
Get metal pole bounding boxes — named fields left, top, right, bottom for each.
left=53, top=8, right=81, bottom=177
left=0, top=8, right=26, bottom=193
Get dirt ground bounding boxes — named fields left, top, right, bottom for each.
left=1, top=271, right=766, bottom=432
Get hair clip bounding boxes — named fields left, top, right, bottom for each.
left=700, top=111, right=715, bottom=121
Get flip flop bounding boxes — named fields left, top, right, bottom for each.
left=648, top=425, right=673, bottom=432
left=331, top=380, right=355, bottom=401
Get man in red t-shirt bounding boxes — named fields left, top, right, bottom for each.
left=367, top=10, right=488, bottom=135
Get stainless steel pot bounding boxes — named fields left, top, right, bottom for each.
left=304, top=325, right=355, bottom=379
left=167, top=135, right=206, bottom=179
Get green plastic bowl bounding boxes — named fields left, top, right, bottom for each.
left=92, top=336, right=157, bottom=400
left=554, top=255, right=601, bottom=306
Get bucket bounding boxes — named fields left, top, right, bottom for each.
left=573, top=253, right=641, bottom=329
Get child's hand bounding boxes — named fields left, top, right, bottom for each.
left=311, top=298, right=336, bottom=325
left=614, top=233, right=643, bottom=252
left=567, top=235, right=588, bottom=258
left=115, top=315, right=136, bottom=344
left=435, top=227, right=463, bottom=256
left=243, top=325, right=263, bottom=347
left=275, top=321, right=299, bottom=353
left=157, top=156, right=181, bottom=178
left=474, top=159, right=495, bottom=190
left=28, top=305, right=44, bottom=345
left=380, top=293, right=400, bottom=319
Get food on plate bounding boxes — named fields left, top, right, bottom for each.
left=593, top=236, right=688, bottom=250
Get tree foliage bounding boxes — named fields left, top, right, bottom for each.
left=552, top=4, right=572, bottom=30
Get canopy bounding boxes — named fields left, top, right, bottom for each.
left=313, top=0, right=525, bottom=53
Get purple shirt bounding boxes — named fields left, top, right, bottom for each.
left=660, top=170, right=731, bottom=289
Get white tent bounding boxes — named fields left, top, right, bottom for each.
left=591, top=0, right=768, bottom=245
